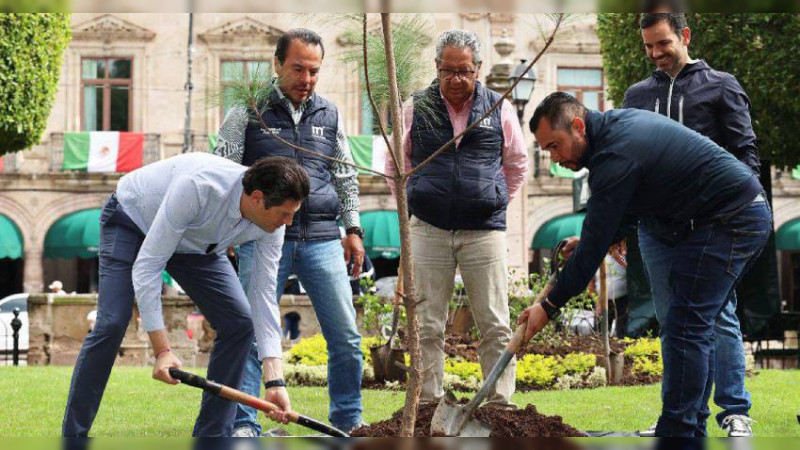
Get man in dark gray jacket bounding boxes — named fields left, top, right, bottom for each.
left=623, top=12, right=759, bottom=436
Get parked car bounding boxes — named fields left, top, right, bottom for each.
left=0, top=293, right=29, bottom=356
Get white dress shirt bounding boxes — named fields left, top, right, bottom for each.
left=117, top=152, right=284, bottom=359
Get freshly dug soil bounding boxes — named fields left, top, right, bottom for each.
left=350, top=402, right=587, bottom=437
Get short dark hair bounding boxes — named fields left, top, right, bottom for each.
left=242, top=156, right=310, bottom=209
left=640, top=13, right=689, bottom=36
left=530, top=92, right=588, bottom=134
left=275, top=28, right=325, bottom=65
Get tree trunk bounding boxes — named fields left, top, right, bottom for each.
left=599, top=261, right=611, bottom=381
left=380, top=12, right=422, bottom=437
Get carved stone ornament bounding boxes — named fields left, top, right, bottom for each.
left=71, top=14, right=156, bottom=43
left=199, top=16, right=284, bottom=46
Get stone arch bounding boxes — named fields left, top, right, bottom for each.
left=32, top=193, right=110, bottom=253
left=0, top=194, right=36, bottom=252
left=773, top=197, right=800, bottom=231
left=526, top=196, right=574, bottom=249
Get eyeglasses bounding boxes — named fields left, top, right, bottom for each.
left=438, top=68, right=476, bottom=80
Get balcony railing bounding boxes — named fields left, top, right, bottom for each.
left=191, top=133, right=216, bottom=154
left=532, top=143, right=554, bottom=178
left=49, top=132, right=161, bottom=172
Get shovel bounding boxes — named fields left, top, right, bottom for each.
left=430, top=271, right=558, bottom=436
left=370, top=264, right=407, bottom=382
left=168, top=368, right=348, bottom=437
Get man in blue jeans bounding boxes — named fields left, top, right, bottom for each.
left=62, top=154, right=309, bottom=437
left=623, top=11, right=761, bottom=436
left=520, top=93, right=771, bottom=437
left=215, top=28, right=364, bottom=435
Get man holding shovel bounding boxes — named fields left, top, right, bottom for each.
left=385, top=29, right=529, bottom=408
left=62, top=153, right=309, bottom=437
left=522, top=92, right=770, bottom=437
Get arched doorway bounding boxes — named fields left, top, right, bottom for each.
left=43, top=209, right=101, bottom=294
left=0, top=214, right=24, bottom=298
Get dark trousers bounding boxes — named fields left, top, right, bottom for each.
left=62, top=195, right=255, bottom=437
left=641, top=202, right=771, bottom=436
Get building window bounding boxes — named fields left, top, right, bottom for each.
left=81, top=58, right=132, bottom=131
left=221, top=60, right=272, bottom=120
left=557, top=67, right=604, bottom=111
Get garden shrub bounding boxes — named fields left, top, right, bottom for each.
left=0, top=13, right=71, bottom=155
left=561, top=352, right=597, bottom=375
left=516, top=354, right=560, bottom=387
left=624, top=338, right=661, bottom=359
left=632, top=355, right=663, bottom=377
left=286, top=334, right=328, bottom=366
left=444, top=358, right=482, bottom=381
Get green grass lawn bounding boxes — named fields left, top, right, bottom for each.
left=0, top=366, right=798, bottom=437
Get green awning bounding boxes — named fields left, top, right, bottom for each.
left=777, top=217, right=800, bottom=250
left=0, top=214, right=23, bottom=259
left=550, top=162, right=574, bottom=178
left=361, top=210, right=401, bottom=260
left=44, top=209, right=101, bottom=259
left=531, top=213, right=586, bottom=249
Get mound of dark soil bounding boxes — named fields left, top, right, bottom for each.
left=350, top=402, right=586, bottom=437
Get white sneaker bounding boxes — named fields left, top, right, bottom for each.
left=637, top=420, right=658, bottom=437
left=231, top=426, right=259, bottom=437
left=721, top=415, right=754, bottom=437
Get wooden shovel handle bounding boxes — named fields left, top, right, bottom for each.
left=507, top=272, right=557, bottom=353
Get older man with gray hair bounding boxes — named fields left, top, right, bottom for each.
left=386, top=29, right=529, bottom=407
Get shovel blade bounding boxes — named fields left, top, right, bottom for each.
left=430, top=391, right=492, bottom=437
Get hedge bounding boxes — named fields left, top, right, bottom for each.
left=597, top=13, right=800, bottom=167
left=0, top=13, right=71, bottom=155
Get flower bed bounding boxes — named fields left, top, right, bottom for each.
left=281, top=333, right=663, bottom=391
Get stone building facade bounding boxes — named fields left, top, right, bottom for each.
left=2, top=13, right=799, bottom=312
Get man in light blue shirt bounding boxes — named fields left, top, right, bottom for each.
left=62, top=153, right=309, bottom=437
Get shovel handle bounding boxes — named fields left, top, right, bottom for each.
left=168, top=368, right=348, bottom=437
left=507, top=271, right=558, bottom=354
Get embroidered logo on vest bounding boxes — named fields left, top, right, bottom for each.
left=312, top=126, right=325, bottom=137
left=261, top=128, right=282, bottom=136
left=479, top=118, right=492, bottom=129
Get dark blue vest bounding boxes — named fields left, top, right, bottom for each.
left=407, top=80, right=507, bottom=230
left=243, top=91, right=341, bottom=241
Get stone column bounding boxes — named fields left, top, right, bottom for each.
left=485, top=29, right=529, bottom=277
left=23, top=248, right=44, bottom=293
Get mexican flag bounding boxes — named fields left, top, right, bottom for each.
left=63, top=132, right=144, bottom=172
left=348, top=135, right=388, bottom=175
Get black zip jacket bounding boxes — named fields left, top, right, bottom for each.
left=547, top=109, right=762, bottom=308
left=623, top=60, right=759, bottom=174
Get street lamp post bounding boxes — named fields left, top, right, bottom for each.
left=508, top=59, right=537, bottom=125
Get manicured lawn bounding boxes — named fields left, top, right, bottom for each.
left=1, top=366, right=798, bottom=437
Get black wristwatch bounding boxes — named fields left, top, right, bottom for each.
left=541, top=298, right=561, bottom=321
left=346, top=226, right=364, bottom=239
left=264, top=378, right=287, bottom=390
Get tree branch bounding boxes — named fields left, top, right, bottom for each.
left=406, top=13, right=566, bottom=178
left=248, top=99, right=390, bottom=179
left=362, top=13, right=400, bottom=173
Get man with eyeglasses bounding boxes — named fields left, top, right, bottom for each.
left=385, top=29, right=529, bottom=408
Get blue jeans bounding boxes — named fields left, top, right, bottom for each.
left=234, top=239, right=363, bottom=433
left=63, top=195, right=255, bottom=437
left=639, top=201, right=771, bottom=437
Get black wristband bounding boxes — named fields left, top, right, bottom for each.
left=264, top=378, right=287, bottom=390
left=541, top=298, right=561, bottom=321
left=346, top=226, right=364, bottom=239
